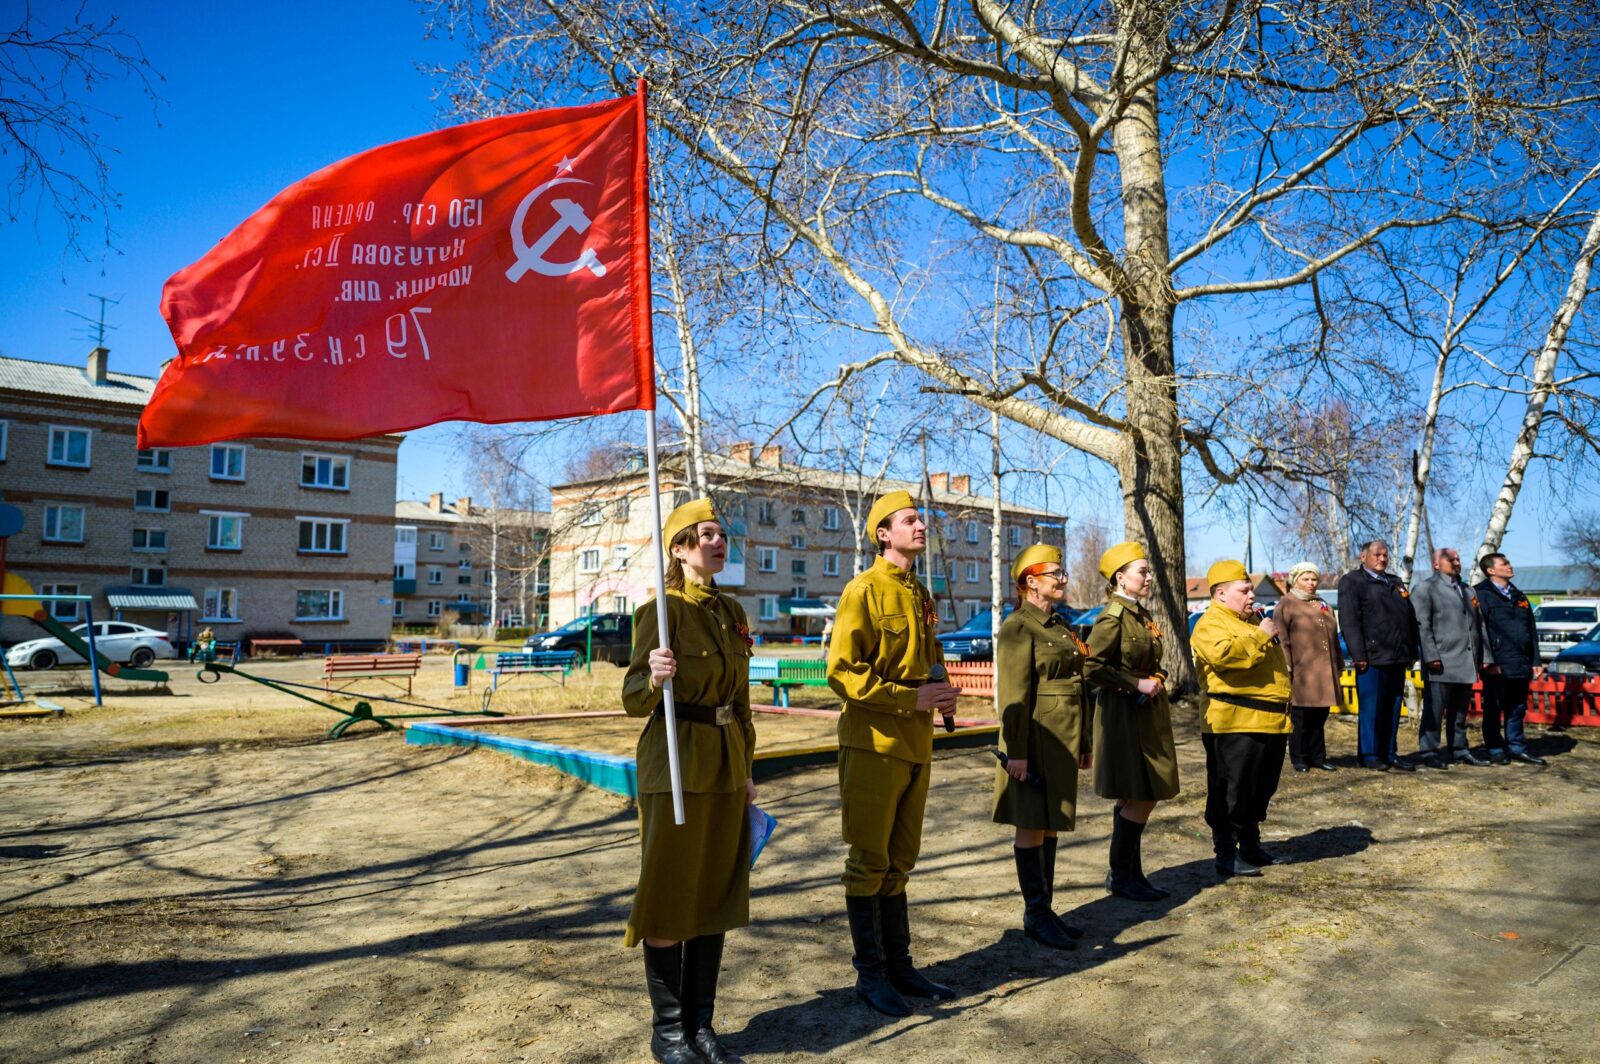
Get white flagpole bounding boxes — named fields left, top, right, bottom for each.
left=644, top=412, right=687, bottom=825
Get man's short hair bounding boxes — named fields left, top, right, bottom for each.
left=1360, top=539, right=1390, bottom=555
left=1480, top=551, right=1508, bottom=570
left=1432, top=547, right=1459, bottom=564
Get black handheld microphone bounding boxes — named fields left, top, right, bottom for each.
left=929, top=662, right=956, bottom=732
left=993, top=748, right=1045, bottom=788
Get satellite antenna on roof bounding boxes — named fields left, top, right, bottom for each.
left=64, top=293, right=120, bottom=347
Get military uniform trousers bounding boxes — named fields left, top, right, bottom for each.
left=1355, top=665, right=1406, bottom=765
left=1201, top=732, right=1231, bottom=852
left=1210, top=732, right=1286, bottom=847
left=1420, top=677, right=1474, bottom=757
left=1481, top=674, right=1532, bottom=756
left=839, top=746, right=930, bottom=896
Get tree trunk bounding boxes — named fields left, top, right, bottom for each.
left=1400, top=345, right=1451, bottom=583
left=990, top=407, right=1004, bottom=716
left=657, top=220, right=707, bottom=497
left=1476, top=204, right=1600, bottom=573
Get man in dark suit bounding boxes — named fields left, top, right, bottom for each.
left=1413, top=547, right=1489, bottom=768
left=1474, top=553, right=1547, bottom=765
left=1336, top=540, right=1421, bottom=771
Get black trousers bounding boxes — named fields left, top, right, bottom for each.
left=1481, top=674, right=1532, bottom=756
left=1288, top=706, right=1329, bottom=767
left=1201, top=733, right=1231, bottom=853
left=1210, top=732, right=1287, bottom=847
left=1419, top=678, right=1473, bottom=756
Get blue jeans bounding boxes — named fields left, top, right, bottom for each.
left=1481, top=675, right=1530, bottom=756
left=1355, top=664, right=1405, bottom=764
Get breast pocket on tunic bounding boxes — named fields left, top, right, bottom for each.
left=879, top=614, right=910, bottom=657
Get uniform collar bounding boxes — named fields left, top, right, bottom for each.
left=679, top=579, right=719, bottom=606
left=1020, top=599, right=1059, bottom=625
left=873, top=556, right=917, bottom=586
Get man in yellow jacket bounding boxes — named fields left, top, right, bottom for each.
left=827, top=489, right=960, bottom=1016
left=1191, top=560, right=1293, bottom=878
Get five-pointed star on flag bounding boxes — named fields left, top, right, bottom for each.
left=556, top=155, right=577, bottom=173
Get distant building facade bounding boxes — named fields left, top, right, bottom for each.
left=0, top=350, right=399, bottom=647
left=392, top=495, right=550, bottom=629
left=545, top=443, right=1069, bottom=635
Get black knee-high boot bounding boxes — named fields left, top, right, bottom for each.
left=642, top=942, right=700, bottom=1064
left=682, top=933, right=743, bottom=1064
left=1125, top=817, right=1171, bottom=899
left=1040, top=836, right=1084, bottom=938
left=1015, top=846, right=1076, bottom=949
left=845, top=895, right=911, bottom=1016
left=1105, top=809, right=1163, bottom=902
left=879, top=892, right=955, bottom=1000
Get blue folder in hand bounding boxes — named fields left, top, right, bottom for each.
left=748, top=804, right=777, bottom=869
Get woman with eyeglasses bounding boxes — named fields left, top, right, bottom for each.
left=1084, top=541, right=1180, bottom=903
left=622, top=497, right=756, bottom=1064
left=993, top=544, right=1092, bottom=949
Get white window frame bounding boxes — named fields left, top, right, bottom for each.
left=613, top=545, right=631, bottom=570
left=966, top=521, right=979, bottom=544
left=966, top=561, right=979, bottom=583
left=790, top=557, right=807, bottom=576
left=580, top=505, right=603, bottom=526
left=297, top=517, right=349, bottom=554
left=758, top=594, right=780, bottom=621
left=136, top=448, right=172, bottom=473
left=392, top=599, right=405, bottom=618
left=427, top=531, right=445, bottom=551
left=210, top=443, right=247, bottom=481
left=789, top=534, right=806, bottom=549
left=40, top=583, right=81, bottom=622
left=457, top=558, right=472, bottom=570
left=822, top=552, right=840, bottom=577
left=822, top=506, right=840, bottom=531
left=204, top=511, right=247, bottom=551
left=426, top=600, right=443, bottom=618
left=966, top=600, right=981, bottom=621
left=202, top=587, right=239, bottom=623
left=132, top=528, right=167, bottom=554
left=579, top=548, right=602, bottom=574
left=42, top=504, right=86, bottom=544
left=940, top=599, right=956, bottom=622
left=757, top=547, right=778, bottom=573
left=300, top=452, right=350, bottom=490
left=0, top=419, right=8, bottom=461
left=134, top=489, right=171, bottom=513
left=426, top=566, right=444, bottom=585
left=1009, top=526, right=1022, bottom=547
left=396, top=526, right=417, bottom=545
left=130, top=565, right=167, bottom=588
left=614, top=497, right=631, bottom=522
left=47, top=425, right=92, bottom=468
left=294, top=588, right=345, bottom=621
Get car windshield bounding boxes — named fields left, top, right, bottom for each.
left=548, top=617, right=594, bottom=633
left=1536, top=606, right=1599, bottom=624
left=1583, top=622, right=1600, bottom=644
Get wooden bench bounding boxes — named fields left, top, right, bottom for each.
left=749, top=657, right=831, bottom=707
left=323, top=653, right=424, bottom=695
left=249, top=638, right=304, bottom=658
left=491, top=650, right=579, bottom=690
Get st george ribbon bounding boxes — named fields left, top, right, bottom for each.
left=141, top=89, right=654, bottom=449
left=142, top=85, right=692, bottom=826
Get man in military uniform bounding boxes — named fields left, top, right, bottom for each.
left=1191, top=560, right=1293, bottom=877
left=827, top=490, right=960, bottom=1016
left=1336, top=540, right=1421, bottom=771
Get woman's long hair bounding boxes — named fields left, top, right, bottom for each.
left=664, top=525, right=700, bottom=591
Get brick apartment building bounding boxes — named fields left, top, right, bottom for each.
left=545, top=443, right=1068, bottom=636
left=0, top=349, right=399, bottom=648
left=393, top=494, right=550, bottom=628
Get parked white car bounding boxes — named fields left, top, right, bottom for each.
left=1533, top=598, right=1600, bottom=660
left=4, top=622, right=177, bottom=671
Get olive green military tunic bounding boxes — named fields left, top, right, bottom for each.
left=992, top=601, right=1089, bottom=831
left=1084, top=596, right=1180, bottom=802
left=621, top=580, right=756, bottom=946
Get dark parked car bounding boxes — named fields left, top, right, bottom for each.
left=1547, top=621, right=1600, bottom=678
left=938, top=604, right=1094, bottom=660
left=523, top=612, right=633, bottom=664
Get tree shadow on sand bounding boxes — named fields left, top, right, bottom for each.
left=730, top=824, right=1374, bottom=1056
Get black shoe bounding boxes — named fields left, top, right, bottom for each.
left=878, top=893, right=955, bottom=1000
left=1239, top=843, right=1276, bottom=867
left=1015, top=847, right=1076, bottom=950
left=1105, top=870, right=1166, bottom=901
left=1388, top=758, right=1417, bottom=772
left=1039, top=837, right=1085, bottom=938
left=1214, top=857, right=1235, bottom=878
left=1313, top=762, right=1338, bottom=772
left=1230, top=855, right=1263, bottom=877
left=844, top=896, right=912, bottom=1017
left=642, top=943, right=701, bottom=1064
left=1292, top=764, right=1310, bottom=773
left=682, top=934, right=742, bottom=1064
left=1458, top=750, right=1492, bottom=767
left=1489, top=753, right=1510, bottom=766
left=1418, top=755, right=1449, bottom=770
left=1511, top=751, right=1547, bottom=765
left=1365, top=760, right=1391, bottom=771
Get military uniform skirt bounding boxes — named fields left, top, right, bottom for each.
left=991, top=684, right=1084, bottom=831
left=1092, top=689, right=1180, bottom=802
left=624, top=789, right=751, bottom=947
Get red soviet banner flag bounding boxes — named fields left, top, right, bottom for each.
left=139, top=88, right=654, bottom=448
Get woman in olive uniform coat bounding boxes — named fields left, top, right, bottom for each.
left=1084, top=541, right=1180, bottom=903
left=993, top=544, right=1091, bottom=950
left=622, top=498, right=755, bottom=1064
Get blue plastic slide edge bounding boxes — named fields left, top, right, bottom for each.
left=406, top=721, right=639, bottom=799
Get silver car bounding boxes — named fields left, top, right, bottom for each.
left=4, top=622, right=177, bottom=671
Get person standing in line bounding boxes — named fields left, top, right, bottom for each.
left=1336, top=540, right=1421, bottom=772
left=1084, top=541, right=1180, bottom=903
left=1413, top=547, right=1490, bottom=768
left=1474, top=552, right=1548, bottom=766
left=622, top=498, right=756, bottom=1064
left=993, top=543, right=1091, bottom=950
left=1274, top=562, right=1342, bottom=773
left=827, top=490, right=960, bottom=1016
left=1191, top=561, right=1293, bottom=878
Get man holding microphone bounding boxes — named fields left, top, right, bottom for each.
left=827, top=489, right=960, bottom=1016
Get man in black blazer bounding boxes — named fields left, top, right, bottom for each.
left=1336, top=541, right=1421, bottom=771
left=1473, top=553, right=1547, bottom=765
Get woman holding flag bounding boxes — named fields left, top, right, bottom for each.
left=622, top=497, right=756, bottom=1064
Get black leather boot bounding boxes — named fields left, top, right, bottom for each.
left=1039, top=836, right=1084, bottom=938
left=1126, top=815, right=1171, bottom=898
left=1015, top=846, right=1076, bottom=949
left=879, top=892, right=955, bottom=1000
left=845, top=895, right=911, bottom=1016
left=1105, top=809, right=1164, bottom=902
left=642, top=942, right=701, bottom=1064
left=1238, top=833, right=1276, bottom=868
left=682, top=933, right=742, bottom=1064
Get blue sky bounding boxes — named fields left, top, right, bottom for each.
left=1, top=1, right=1587, bottom=575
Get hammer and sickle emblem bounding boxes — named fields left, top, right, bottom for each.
left=505, top=176, right=608, bottom=282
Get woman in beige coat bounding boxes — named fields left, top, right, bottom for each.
left=1274, top=561, right=1343, bottom=772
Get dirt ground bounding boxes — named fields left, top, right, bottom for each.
left=2, top=657, right=1598, bottom=1063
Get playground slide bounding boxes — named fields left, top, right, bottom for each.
left=1, top=573, right=168, bottom=683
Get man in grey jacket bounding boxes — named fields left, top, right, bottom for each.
left=1413, top=548, right=1488, bottom=768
